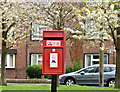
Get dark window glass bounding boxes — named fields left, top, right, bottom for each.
left=96, top=67, right=112, bottom=72
left=104, top=67, right=111, bottom=72
left=93, top=55, right=99, bottom=59
left=82, top=67, right=97, bottom=73
left=110, top=67, right=115, bottom=71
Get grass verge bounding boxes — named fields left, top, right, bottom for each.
left=1, top=84, right=119, bottom=90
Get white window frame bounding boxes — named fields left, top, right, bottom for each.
left=31, top=23, right=52, bottom=40
left=85, top=54, right=108, bottom=68
left=31, top=54, right=42, bottom=65
left=0, top=54, right=15, bottom=68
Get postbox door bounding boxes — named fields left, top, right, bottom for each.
left=44, top=48, right=63, bottom=74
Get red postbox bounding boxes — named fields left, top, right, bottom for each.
left=42, top=30, right=65, bottom=75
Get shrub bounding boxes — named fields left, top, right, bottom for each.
left=66, top=66, right=73, bottom=73
left=44, top=75, right=52, bottom=79
left=73, top=59, right=81, bottom=71
left=26, top=65, right=43, bottom=78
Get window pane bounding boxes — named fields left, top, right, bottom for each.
left=38, top=60, right=42, bottom=64
left=104, top=67, right=111, bottom=72
left=31, top=54, right=42, bottom=65
left=92, top=61, right=99, bottom=65
left=104, top=55, right=107, bottom=64
left=32, top=54, right=37, bottom=65
left=38, top=54, right=42, bottom=59
left=93, top=55, right=99, bottom=59
left=86, top=55, right=91, bottom=67
left=9, top=54, right=13, bottom=67
left=111, top=67, right=115, bottom=71
left=84, top=67, right=97, bottom=73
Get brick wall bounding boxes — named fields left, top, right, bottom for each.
left=83, top=40, right=116, bottom=66
left=5, top=38, right=116, bottom=79
left=3, top=34, right=116, bottom=79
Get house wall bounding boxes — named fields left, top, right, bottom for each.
left=5, top=37, right=84, bottom=79
left=2, top=38, right=116, bottom=79
left=83, top=40, right=116, bottom=66
left=0, top=30, right=116, bottom=79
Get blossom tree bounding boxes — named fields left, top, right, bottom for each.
left=65, top=1, right=119, bottom=88
left=41, top=2, right=75, bottom=30
left=40, top=2, right=76, bottom=87
left=0, top=2, right=43, bottom=86
left=0, top=1, right=75, bottom=86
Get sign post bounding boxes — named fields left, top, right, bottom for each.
left=42, top=30, right=65, bottom=92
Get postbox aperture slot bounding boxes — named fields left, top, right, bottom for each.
left=44, top=37, right=63, bottom=40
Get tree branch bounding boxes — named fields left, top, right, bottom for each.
left=109, top=25, right=117, bottom=48
left=6, top=22, right=15, bottom=33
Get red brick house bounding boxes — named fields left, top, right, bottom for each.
left=0, top=24, right=116, bottom=79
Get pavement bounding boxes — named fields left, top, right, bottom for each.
left=7, top=83, right=51, bottom=86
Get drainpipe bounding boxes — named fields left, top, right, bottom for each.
left=27, top=48, right=29, bottom=66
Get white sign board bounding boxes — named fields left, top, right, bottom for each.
left=50, top=53, right=58, bottom=68
left=47, top=41, right=61, bottom=46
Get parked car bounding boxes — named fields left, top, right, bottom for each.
left=59, top=64, right=116, bottom=86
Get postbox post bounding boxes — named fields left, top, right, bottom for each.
left=51, top=75, right=57, bottom=92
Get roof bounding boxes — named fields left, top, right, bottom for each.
left=90, top=64, right=116, bottom=67
left=0, top=49, right=17, bottom=54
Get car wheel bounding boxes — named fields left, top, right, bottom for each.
left=108, top=79, right=115, bottom=87
left=65, top=78, right=75, bottom=86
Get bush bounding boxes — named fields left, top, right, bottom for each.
left=44, top=75, right=52, bottom=79
left=73, top=59, right=81, bottom=71
left=66, top=66, right=73, bottom=73
left=26, top=65, right=43, bottom=78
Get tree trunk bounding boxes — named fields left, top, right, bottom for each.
left=99, top=35, right=104, bottom=87
left=57, top=75, right=59, bottom=87
left=115, top=27, right=120, bottom=88
left=1, top=31, right=7, bottom=86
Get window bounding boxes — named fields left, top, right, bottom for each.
left=104, top=67, right=111, bottom=72
left=0, top=54, right=15, bottom=68
left=31, top=54, right=42, bottom=65
left=31, top=23, right=52, bottom=40
left=85, top=54, right=108, bottom=67
left=80, top=67, right=98, bottom=73
left=110, top=67, right=115, bottom=71
left=96, top=67, right=115, bottom=73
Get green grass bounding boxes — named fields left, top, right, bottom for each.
left=0, top=84, right=119, bottom=91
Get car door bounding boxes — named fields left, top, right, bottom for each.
left=75, top=67, right=99, bottom=85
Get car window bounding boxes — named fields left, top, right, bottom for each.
left=96, top=67, right=115, bottom=73
left=110, top=67, right=115, bottom=71
left=81, top=67, right=97, bottom=73
left=104, top=67, right=111, bottom=72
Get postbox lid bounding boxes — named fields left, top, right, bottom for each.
left=43, top=30, right=64, bottom=38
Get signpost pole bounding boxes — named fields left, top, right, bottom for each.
left=51, top=75, right=57, bottom=92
